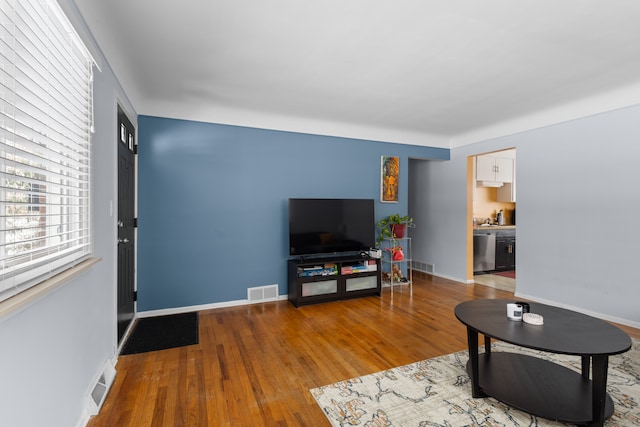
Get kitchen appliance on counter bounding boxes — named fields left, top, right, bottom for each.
left=473, top=231, right=496, bottom=273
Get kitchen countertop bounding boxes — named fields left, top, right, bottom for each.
left=473, top=225, right=516, bottom=230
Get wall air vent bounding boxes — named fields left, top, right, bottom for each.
left=412, top=261, right=434, bottom=274
left=248, top=284, right=279, bottom=302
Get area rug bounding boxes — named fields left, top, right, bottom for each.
left=121, top=312, right=199, bottom=355
left=311, top=339, right=640, bottom=426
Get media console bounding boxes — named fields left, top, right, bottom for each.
left=288, top=255, right=381, bottom=307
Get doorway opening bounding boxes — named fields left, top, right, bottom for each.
left=469, top=149, right=516, bottom=293
left=117, top=105, right=136, bottom=344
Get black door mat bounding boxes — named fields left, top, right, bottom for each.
left=121, top=312, right=199, bottom=355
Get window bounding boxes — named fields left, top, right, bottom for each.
left=0, top=0, right=94, bottom=302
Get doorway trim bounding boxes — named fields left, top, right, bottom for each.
left=116, top=104, right=137, bottom=345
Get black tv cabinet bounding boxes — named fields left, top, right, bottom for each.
left=288, top=255, right=381, bottom=307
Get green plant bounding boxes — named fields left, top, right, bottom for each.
left=376, top=214, right=415, bottom=246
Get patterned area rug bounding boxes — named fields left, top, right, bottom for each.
left=311, top=339, right=640, bottom=426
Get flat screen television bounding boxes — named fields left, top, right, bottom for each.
left=288, top=198, right=375, bottom=257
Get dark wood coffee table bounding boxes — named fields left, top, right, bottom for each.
left=455, top=299, right=631, bottom=426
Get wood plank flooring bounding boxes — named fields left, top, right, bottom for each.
left=87, top=274, right=640, bottom=427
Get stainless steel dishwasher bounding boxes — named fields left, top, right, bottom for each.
left=473, top=232, right=496, bottom=272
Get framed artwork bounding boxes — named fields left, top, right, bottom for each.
left=381, top=156, right=399, bottom=203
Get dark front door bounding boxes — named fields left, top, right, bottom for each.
left=117, top=105, right=136, bottom=343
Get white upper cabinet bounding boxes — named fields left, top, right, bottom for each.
left=476, top=155, right=513, bottom=184
left=495, top=157, right=513, bottom=183
left=497, top=159, right=516, bottom=202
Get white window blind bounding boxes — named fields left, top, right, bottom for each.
left=0, top=0, right=94, bottom=302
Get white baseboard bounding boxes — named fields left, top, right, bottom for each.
left=430, top=272, right=470, bottom=284
left=514, top=292, right=640, bottom=331
left=78, top=357, right=117, bottom=427
left=137, top=294, right=288, bottom=318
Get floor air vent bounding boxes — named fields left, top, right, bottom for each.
left=85, top=360, right=116, bottom=416
left=248, top=284, right=279, bottom=302
left=90, top=373, right=108, bottom=409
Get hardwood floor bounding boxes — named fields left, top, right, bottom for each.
left=87, top=274, right=640, bottom=427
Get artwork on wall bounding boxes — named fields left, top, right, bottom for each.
left=381, top=156, right=399, bottom=203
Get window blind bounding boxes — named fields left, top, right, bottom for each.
left=0, top=0, right=94, bottom=302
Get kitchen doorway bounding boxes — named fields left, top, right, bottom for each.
left=470, top=148, right=516, bottom=292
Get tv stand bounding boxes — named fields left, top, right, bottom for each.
left=288, top=254, right=381, bottom=307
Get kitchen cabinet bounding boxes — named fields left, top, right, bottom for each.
left=476, top=155, right=513, bottom=184
left=495, top=230, right=516, bottom=271
left=497, top=183, right=516, bottom=202
left=497, top=159, right=516, bottom=202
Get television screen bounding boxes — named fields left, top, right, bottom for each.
left=288, top=198, right=375, bottom=257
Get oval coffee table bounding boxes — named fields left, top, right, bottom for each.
left=455, top=299, right=631, bottom=426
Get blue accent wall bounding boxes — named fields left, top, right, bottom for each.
left=137, top=116, right=449, bottom=311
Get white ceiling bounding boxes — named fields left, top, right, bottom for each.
left=73, top=0, right=640, bottom=148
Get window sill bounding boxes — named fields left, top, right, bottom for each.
left=0, top=257, right=102, bottom=320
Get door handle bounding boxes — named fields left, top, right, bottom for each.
left=118, top=238, right=129, bottom=244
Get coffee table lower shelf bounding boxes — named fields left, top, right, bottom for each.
left=468, top=352, right=614, bottom=424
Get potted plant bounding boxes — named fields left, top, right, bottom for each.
left=376, top=214, right=415, bottom=247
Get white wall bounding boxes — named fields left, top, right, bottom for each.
left=0, top=1, right=136, bottom=426
left=411, top=104, right=640, bottom=328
